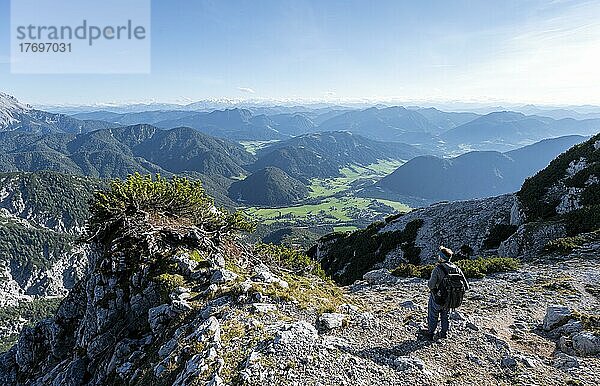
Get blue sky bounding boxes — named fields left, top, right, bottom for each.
left=1, top=0, right=599, bottom=105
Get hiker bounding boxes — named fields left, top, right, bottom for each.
left=421, top=246, right=469, bottom=341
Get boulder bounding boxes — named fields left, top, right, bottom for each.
left=273, top=322, right=318, bottom=348
left=393, top=356, right=425, bottom=371
left=554, top=320, right=583, bottom=336
left=251, top=303, right=277, bottom=314
left=558, top=335, right=573, bottom=355
left=553, top=352, right=579, bottom=369
left=362, top=269, right=399, bottom=285
left=500, top=354, right=517, bottom=368
left=543, top=305, right=572, bottom=331
left=318, top=313, right=346, bottom=331
left=572, top=331, right=600, bottom=356
left=210, top=269, right=238, bottom=284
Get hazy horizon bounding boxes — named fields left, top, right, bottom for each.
left=1, top=0, right=600, bottom=106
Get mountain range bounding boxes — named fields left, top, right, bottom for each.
left=2, top=92, right=599, bottom=207
left=252, top=131, right=424, bottom=181
left=49, top=95, right=600, bottom=155
left=0, top=93, right=115, bottom=134
left=441, top=111, right=600, bottom=151
left=0, top=124, right=253, bottom=179
left=376, top=135, right=588, bottom=201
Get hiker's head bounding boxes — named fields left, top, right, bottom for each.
left=438, top=246, right=453, bottom=262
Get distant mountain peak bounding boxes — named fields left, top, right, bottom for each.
left=0, top=92, right=31, bottom=128
left=482, top=111, right=527, bottom=120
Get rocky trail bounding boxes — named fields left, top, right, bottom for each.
left=239, top=251, right=600, bottom=386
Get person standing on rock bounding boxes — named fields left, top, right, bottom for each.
left=421, top=246, right=469, bottom=341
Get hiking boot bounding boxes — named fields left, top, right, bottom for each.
left=439, top=331, right=448, bottom=339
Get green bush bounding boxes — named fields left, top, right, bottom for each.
left=564, top=205, right=600, bottom=235
left=456, top=257, right=520, bottom=278
left=88, top=173, right=254, bottom=241
left=544, top=235, right=587, bottom=254
left=153, top=273, right=185, bottom=294
left=391, top=263, right=433, bottom=279
left=255, top=243, right=327, bottom=279
left=91, top=173, right=217, bottom=223
left=391, top=257, right=520, bottom=279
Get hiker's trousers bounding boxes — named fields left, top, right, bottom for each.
left=427, top=293, right=449, bottom=335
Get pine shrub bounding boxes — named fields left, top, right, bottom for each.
left=87, top=173, right=254, bottom=241
left=255, top=243, right=327, bottom=279
left=391, top=256, right=520, bottom=279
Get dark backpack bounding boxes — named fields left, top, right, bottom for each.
left=438, top=263, right=467, bottom=309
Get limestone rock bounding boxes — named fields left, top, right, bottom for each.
left=556, top=187, right=584, bottom=214
left=379, top=194, right=516, bottom=265
left=274, top=322, right=318, bottom=348
left=148, top=304, right=175, bottom=334
left=251, top=264, right=288, bottom=288
left=500, top=354, right=517, bottom=368
left=210, top=269, right=238, bottom=284
left=554, top=320, right=583, bottom=336
left=362, top=269, right=399, bottom=285
left=393, top=356, right=425, bottom=371
left=172, top=253, right=200, bottom=276
left=251, top=303, right=277, bottom=314
left=338, top=303, right=359, bottom=314
left=566, top=158, right=587, bottom=176
left=572, top=331, right=600, bottom=356
left=467, top=352, right=484, bottom=366
left=499, top=222, right=567, bottom=258
left=553, top=352, right=579, bottom=369
left=543, top=305, right=572, bottom=331
left=318, top=313, right=346, bottom=331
